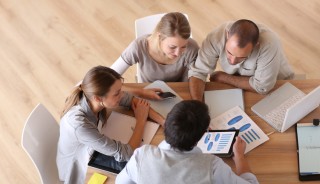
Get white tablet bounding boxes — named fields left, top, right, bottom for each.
left=197, top=130, right=239, bottom=157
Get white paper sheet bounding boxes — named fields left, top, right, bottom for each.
left=144, top=80, right=182, bottom=117
left=102, top=111, right=159, bottom=145
left=205, top=88, right=244, bottom=118
left=210, top=106, right=269, bottom=153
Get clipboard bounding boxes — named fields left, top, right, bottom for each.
left=295, top=123, right=320, bottom=181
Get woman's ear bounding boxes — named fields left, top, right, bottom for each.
left=92, top=95, right=102, bottom=103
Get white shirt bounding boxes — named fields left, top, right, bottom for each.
left=116, top=141, right=259, bottom=184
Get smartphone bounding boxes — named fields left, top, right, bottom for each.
left=158, top=92, right=176, bottom=99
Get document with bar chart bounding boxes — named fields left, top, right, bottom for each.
left=209, top=106, right=269, bottom=153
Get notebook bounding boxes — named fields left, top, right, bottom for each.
left=204, top=88, right=244, bottom=118
left=144, top=80, right=182, bottom=117
left=252, top=82, right=320, bottom=133
left=295, top=123, right=320, bottom=181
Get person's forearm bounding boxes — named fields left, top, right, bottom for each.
left=234, top=156, right=252, bottom=175
left=128, top=121, right=145, bottom=150
left=218, top=74, right=255, bottom=92
left=122, top=85, right=142, bottom=96
left=148, top=108, right=165, bottom=126
left=189, top=77, right=205, bottom=101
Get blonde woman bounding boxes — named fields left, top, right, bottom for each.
left=111, top=12, right=199, bottom=82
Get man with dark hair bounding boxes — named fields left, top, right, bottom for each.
left=116, top=100, right=258, bottom=184
left=189, top=19, right=294, bottom=100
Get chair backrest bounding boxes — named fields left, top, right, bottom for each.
left=134, top=13, right=190, bottom=82
left=135, top=13, right=166, bottom=39
left=21, top=104, right=62, bottom=184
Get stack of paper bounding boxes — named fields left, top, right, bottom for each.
left=102, top=111, right=159, bottom=145
left=210, top=106, right=269, bottom=153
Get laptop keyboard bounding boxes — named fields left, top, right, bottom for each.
left=265, top=91, right=305, bottom=131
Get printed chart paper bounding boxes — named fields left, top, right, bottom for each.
left=210, top=106, right=269, bottom=153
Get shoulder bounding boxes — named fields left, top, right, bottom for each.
left=124, top=35, right=148, bottom=52
left=187, top=38, right=199, bottom=50
left=121, top=35, right=149, bottom=63
left=207, top=22, right=232, bottom=39
left=202, top=22, right=231, bottom=48
left=60, top=105, right=88, bottom=128
left=138, top=144, right=163, bottom=157
left=257, top=23, right=282, bottom=49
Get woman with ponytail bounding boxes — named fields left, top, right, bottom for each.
left=56, top=66, right=164, bottom=184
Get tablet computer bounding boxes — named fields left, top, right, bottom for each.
left=197, top=129, right=239, bottom=157
left=295, top=123, right=320, bottom=181
left=88, top=151, right=127, bottom=175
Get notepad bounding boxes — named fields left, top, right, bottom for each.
left=204, top=88, right=244, bottom=118
left=102, top=111, right=160, bottom=145
left=144, top=80, right=182, bottom=117
left=88, top=172, right=108, bottom=184
left=296, top=123, right=320, bottom=181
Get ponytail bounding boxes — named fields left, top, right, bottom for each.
left=60, top=66, right=122, bottom=118
left=61, top=85, right=83, bottom=118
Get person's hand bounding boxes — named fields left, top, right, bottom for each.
left=232, top=136, right=246, bottom=162
left=140, top=88, right=163, bottom=100
left=209, top=71, right=226, bottom=82
left=131, top=98, right=150, bottom=125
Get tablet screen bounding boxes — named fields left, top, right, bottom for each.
left=197, top=130, right=239, bottom=157
left=88, top=151, right=126, bottom=174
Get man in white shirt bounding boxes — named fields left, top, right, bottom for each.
left=116, top=100, right=259, bottom=184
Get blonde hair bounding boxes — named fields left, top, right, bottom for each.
left=149, top=12, right=191, bottom=50
left=61, top=66, right=122, bottom=117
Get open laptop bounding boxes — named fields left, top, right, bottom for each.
left=251, top=82, right=320, bottom=133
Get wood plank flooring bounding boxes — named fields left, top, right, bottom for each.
left=0, top=0, right=319, bottom=183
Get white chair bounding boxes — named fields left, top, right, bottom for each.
left=134, top=13, right=165, bottom=83
left=135, top=13, right=166, bottom=39
left=21, top=104, right=62, bottom=184
left=134, top=13, right=190, bottom=83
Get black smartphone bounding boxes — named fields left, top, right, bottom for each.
left=158, top=92, right=176, bottom=99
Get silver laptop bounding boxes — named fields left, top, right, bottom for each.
left=251, top=82, right=320, bottom=133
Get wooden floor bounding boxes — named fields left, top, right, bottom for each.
left=0, top=0, right=319, bottom=183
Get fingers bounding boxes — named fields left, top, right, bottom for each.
left=135, top=98, right=150, bottom=107
left=233, top=136, right=246, bottom=156
left=150, top=88, right=163, bottom=93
